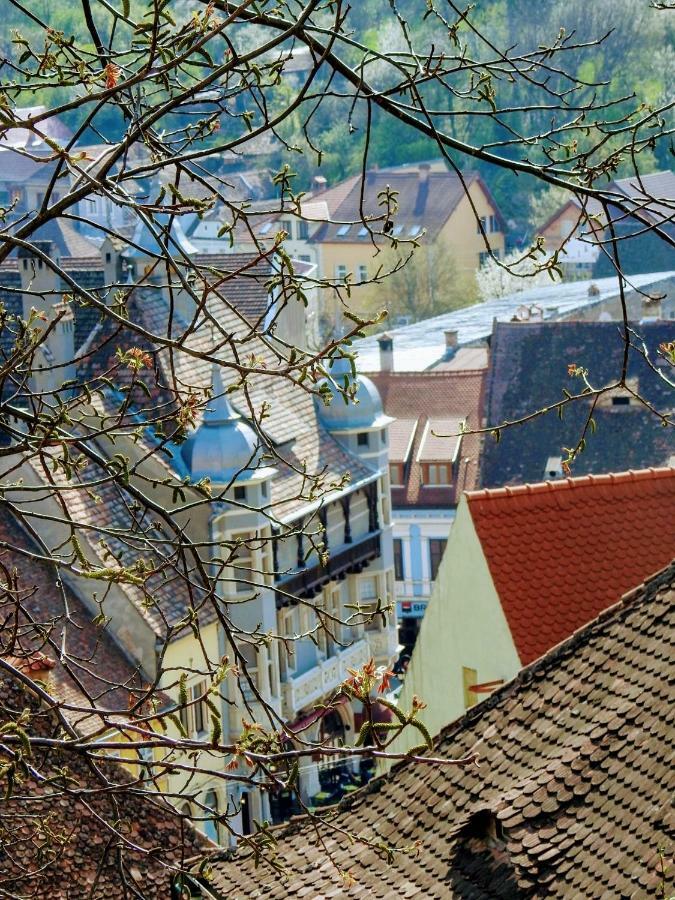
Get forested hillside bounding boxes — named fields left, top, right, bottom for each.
left=3, top=0, right=672, bottom=237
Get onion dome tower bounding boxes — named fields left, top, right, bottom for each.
left=314, top=356, right=393, bottom=471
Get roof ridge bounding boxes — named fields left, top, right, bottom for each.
left=368, top=369, right=486, bottom=378
left=467, top=465, right=675, bottom=504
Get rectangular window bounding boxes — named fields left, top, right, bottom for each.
left=336, top=224, right=351, bottom=236
left=489, top=214, right=498, bottom=233
left=191, top=681, right=208, bottom=735
left=239, top=645, right=258, bottom=698
left=462, top=666, right=478, bottom=709
left=477, top=216, right=487, bottom=234
left=423, top=464, right=450, bottom=486
left=389, top=463, right=403, bottom=486
left=429, top=538, right=447, bottom=581
left=358, top=265, right=368, bottom=282
left=319, top=587, right=342, bottom=655
left=359, top=576, right=380, bottom=631
left=359, top=576, right=377, bottom=601
left=297, top=220, right=309, bottom=239
left=479, top=251, right=490, bottom=267
left=335, top=264, right=347, bottom=281
left=278, top=219, right=292, bottom=236
left=234, top=485, right=246, bottom=501
left=278, top=609, right=296, bottom=678
left=394, top=539, right=405, bottom=581
left=231, top=533, right=254, bottom=594
left=357, top=432, right=370, bottom=447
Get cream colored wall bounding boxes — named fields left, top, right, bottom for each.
left=160, top=621, right=227, bottom=797
left=441, top=180, right=505, bottom=271
left=382, top=496, right=521, bottom=767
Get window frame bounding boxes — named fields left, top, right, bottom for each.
left=393, top=539, right=405, bottom=581
left=428, top=537, right=447, bottom=581
left=422, top=463, right=451, bottom=486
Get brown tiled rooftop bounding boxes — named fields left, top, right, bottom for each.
left=369, top=369, right=485, bottom=506
left=200, top=560, right=675, bottom=898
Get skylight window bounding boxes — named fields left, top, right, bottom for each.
left=392, top=225, right=404, bottom=237
left=357, top=226, right=369, bottom=237
left=409, top=224, right=422, bottom=237
left=259, top=222, right=273, bottom=235
left=336, top=224, right=351, bottom=236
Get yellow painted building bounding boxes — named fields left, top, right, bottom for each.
left=312, top=165, right=506, bottom=283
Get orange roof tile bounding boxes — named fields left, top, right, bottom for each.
left=466, top=467, right=675, bottom=664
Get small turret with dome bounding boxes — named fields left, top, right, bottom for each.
left=315, top=355, right=393, bottom=471
left=181, top=365, right=275, bottom=502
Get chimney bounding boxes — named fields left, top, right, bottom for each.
left=444, top=329, right=458, bottom=351
left=418, top=163, right=431, bottom=184
left=378, top=332, right=394, bottom=372
left=642, top=293, right=662, bottom=318
left=311, top=174, right=327, bottom=193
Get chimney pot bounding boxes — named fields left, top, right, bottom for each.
left=377, top=332, right=394, bottom=372
left=444, top=329, right=458, bottom=350
left=418, top=163, right=431, bottom=183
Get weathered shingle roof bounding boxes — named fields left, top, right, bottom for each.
left=201, top=560, right=675, bottom=898
left=467, top=466, right=675, bottom=664
left=481, top=320, right=675, bottom=487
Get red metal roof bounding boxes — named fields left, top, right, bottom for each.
left=466, top=467, right=675, bottom=665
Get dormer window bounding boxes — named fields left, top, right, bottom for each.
left=421, top=463, right=451, bottom=486
left=389, top=463, right=404, bottom=486
left=597, top=378, right=639, bottom=410
left=357, top=432, right=370, bottom=448
left=408, top=224, right=422, bottom=237
left=259, top=222, right=273, bottom=235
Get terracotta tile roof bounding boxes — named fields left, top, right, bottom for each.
left=200, top=561, right=675, bottom=898
left=312, top=168, right=481, bottom=243
left=481, top=320, right=675, bottom=487
left=387, top=417, right=418, bottom=463
left=466, top=466, right=675, bottom=664
left=417, top=416, right=465, bottom=462
left=369, top=369, right=486, bottom=506
left=0, top=661, right=204, bottom=896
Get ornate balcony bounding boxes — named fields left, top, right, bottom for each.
left=367, top=627, right=400, bottom=664
left=281, top=638, right=371, bottom=718
left=275, top=532, right=381, bottom=607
